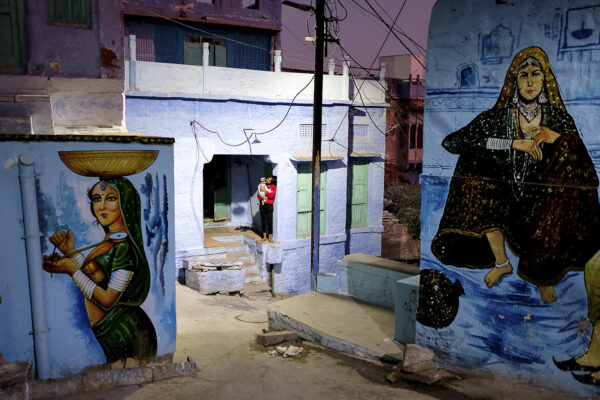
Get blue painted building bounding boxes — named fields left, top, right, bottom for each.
left=419, top=0, right=600, bottom=396
left=125, top=49, right=387, bottom=294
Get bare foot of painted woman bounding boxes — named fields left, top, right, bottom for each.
left=484, top=262, right=513, bottom=288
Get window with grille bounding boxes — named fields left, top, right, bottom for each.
left=409, top=124, right=423, bottom=149
left=297, top=163, right=326, bottom=237
left=125, top=21, right=155, bottom=61
left=47, top=0, right=92, bottom=28
left=352, top=124, right=369, bottom=140
left=299, top=124, right=327, bottom=140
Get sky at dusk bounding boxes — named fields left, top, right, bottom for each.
left=280, top=0, right=437, bottom=74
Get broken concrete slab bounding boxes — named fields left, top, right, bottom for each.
left=402, top=344, right=435, bottom=368
left=257, top=331, right=298, bottom=346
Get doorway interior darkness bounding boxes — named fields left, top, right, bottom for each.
left=204, top=155, right=230, bottom=221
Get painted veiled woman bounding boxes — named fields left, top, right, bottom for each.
left=431, top=46, right=600, bottom=303
left=43, top=177, right=157, bottom=363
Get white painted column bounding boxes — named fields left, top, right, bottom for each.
left=328, top=57, right=335, bottom=75
left=202, top=42, right=210, bottom=94
left=274, top=50, right=282, bottom=72
left=342, top=56, right=350, bottom=99
left=18, top=154, right=51, bottom=379
left=379, top=62, right=387, bottom=103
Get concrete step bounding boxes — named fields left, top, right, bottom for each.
left=241, top=262, right=264, bottom=285
left=242, top=284, right=272, bottom=294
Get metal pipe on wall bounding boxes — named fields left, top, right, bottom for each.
left=18, top=154, right=51, bottom=379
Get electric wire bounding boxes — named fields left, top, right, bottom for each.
left=360, top=0, right=426, bottom=69
left=346, top=0, right=426, bottom=58
left=190, top=74, right=315, bottom=147
left=328, top=0, right=407, bottom=141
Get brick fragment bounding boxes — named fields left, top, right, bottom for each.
left=257, top=331, right=298, bottom=346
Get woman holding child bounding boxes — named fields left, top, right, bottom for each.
left=257, top=176, right=277, bottom=242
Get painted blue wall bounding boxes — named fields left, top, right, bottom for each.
left=419, top=0, right=600, bottom=396
left=126, top=92, right=386, bottom=294
left=0, top=139, right=176, bottom=378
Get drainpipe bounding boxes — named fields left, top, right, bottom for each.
left=202, top=42, right=209, bottom=94
left=18, top=154, right=51, bottom=379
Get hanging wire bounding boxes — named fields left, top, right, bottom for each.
left=190, top=74, right=315, bottom=147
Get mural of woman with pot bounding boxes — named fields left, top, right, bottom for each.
left=41, top=150, right=159, bottom=364
left=431, top=46, right=600, bottom=304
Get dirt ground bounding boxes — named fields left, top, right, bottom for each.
left=57, top=284, right=587, bottom=400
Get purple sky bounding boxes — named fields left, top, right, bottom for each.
left=280, top=0, right=437, bottom=74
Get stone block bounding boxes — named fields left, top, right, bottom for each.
left=394, top=275, right=420, bottom=344
left=256, top=331, right=298, bottom=346
left=402, top=359, right=435, bottom=373
left=402, top=344, right=435, bottom=368
left=185, top=269, right=245, bottom=294
left=151, top=361, right=196, bottom=382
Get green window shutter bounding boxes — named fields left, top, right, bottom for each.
left=297, top=163, right=311, bottom=237
left=348, top=160, right=368, bottom=228
left=47, top=0, right=92, bottom=27
left=0, top=0, right=24, bottom=74
left=296, top=163, right=327, bottom=237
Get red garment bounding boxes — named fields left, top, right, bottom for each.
left=265, top=184, right=276, bottom=204
left=257, top=184, right=277, bottom=204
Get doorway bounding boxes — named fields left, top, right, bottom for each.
left=204, top=155, right=231, bottom=221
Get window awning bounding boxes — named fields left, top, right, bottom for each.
left=290, top=155, right=344, bottom=162
left=349, top=152, right=381, bottom=157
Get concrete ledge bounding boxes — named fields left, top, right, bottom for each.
left=268, top=292, right=403, bottom=361
left=26, top=360, right=196, bottom=400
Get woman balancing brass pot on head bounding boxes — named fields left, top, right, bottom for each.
left=431, top=46, right=600, bottom=304
left=42, top=174, right=157, bottom=364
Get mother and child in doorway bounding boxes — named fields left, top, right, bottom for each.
left=258, top=176, right=277, bottom=243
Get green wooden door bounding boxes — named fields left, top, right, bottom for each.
left=349, top=160, right=368, bottom=228
left=213, top=156, right=230, bottom=221
left=297, top=163, right=326, bottom=237
left=0, top=0, right=24, bottom=74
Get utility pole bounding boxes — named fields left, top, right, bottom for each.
left=310, top=0, right=325, bottom=291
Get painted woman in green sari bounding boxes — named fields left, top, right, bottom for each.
left=42, top=177, right=157, bottom=364
left=432, top=46, right=600, bottom=304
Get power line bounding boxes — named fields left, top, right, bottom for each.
left=347, top=0, right=426, bottom=58
left=360, top=0, right=426, bottom=69
left=327, top=1, right=405, bottom=142
left=190, top=74, right=315, bottom=147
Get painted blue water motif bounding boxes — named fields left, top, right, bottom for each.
left=417, top=252, right=593, bottom=395
left=141, top=173, right=169, bottom=294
